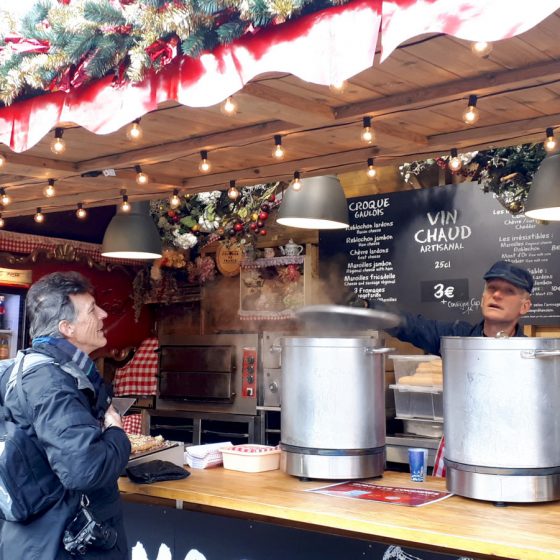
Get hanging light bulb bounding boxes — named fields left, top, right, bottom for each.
left=462, top=95, right=480, bottom=125
left=329, top=80, right=347, bottom=93
left=76, top=203, right=87, bottom=219
left=448, top=148, right=463, bottom=172
left=366, top=157, right=377, bottom=178
left=126, top=118, right=143, bottom=141
left=0, top=213, right=4, bottom=228
left=198, top=150, right=211, bottom=173
left=227, top=180, right=240, bottom=201
left=0, top=154, right=6, bottom=168
left=272, top=135, right=285, bottom=159
left=50, top=128, right=66, bottom=154
left=169, top=189, right=181, bottom=209
left=0, top=188, right=10, bottom=206
left=121, top=192, right=131, bottom=212
left=471, top=41, right=493, bottom=58
left=292, top=171, right=302, bottom=191
left=34, top=207, right=44, bottom=223
left=221, top=96, right=237, bottom=115
left=43, top=178, right=56, bottom=198
left=361, top=117, right=374, bottom=144
left=135, top=165, right=149, bottom=185
left=544, top=127, right=557, bottom=153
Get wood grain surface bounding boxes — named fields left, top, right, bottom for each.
left=119, top=469, right=560, bottom=560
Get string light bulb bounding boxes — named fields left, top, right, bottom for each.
left=126, top=118, right=143, bottom=141
left=0, top=154, right=6, bottom=168
left=198, top=150, right=211, bottom=173
left=43, top=178, right=56, bottom=198
left=135, top=165, right=149, bottom=185
left=272, top=135, right=285, bottom=159
left=169, top=189, right=181, bottom=209
left=50, top=128, right=66, bottom=154
left=0, top=188, right=10, bottom=206
left=0, top=213, right=4, bottom=228
left=366, top=158, right=377, bottom=178
left=76, top=203, right=87, bottom=219
left=462, top=95, right=480, bottom=125
left=471, top=41, right=493, bottom=58
left=227, top=180, right=240, bottom=201
left=361, top=117, right=374, bottom=144
left=544, top=127, right=557, bottom=153
left=448, top=148, right=463, bottom=172
left=34, top=207, right=44, bottom=223
left=121, top=192, right=131, bottom=212
left=221, top=96, right=237, bottom=115
left=292, top=171, right=302, bottom=191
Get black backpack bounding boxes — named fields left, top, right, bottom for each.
left=0, top=352, right=64, bottom=522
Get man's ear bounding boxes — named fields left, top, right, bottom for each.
left=520, top=297, right=532, bottom=316
left=58, top=319, right=74, bottom=338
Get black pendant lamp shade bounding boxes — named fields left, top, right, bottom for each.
left=525, top=152, right=560, bottom=221
left=276, top=175, right=349, bottom=229
left=101, top=201, right=162, bottom=259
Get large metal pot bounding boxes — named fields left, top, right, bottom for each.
left=280, top=336, right=389, bottom=479
left=442, top=336, right=560, bottom=503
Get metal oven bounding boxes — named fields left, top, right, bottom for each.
left=156, top=332, right=284, bottom=415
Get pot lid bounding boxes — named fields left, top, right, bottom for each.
left=295, top=305, right=401, bottom=331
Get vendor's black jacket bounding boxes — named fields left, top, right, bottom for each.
left=387, top=314, right=526, bottom=356
left=0, top=343, right=131, bottom=560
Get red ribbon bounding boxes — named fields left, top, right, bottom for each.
left=2, top=34, right=50, bottom=54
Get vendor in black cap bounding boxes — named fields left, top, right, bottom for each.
left=382, top=260, right=533, bottom=356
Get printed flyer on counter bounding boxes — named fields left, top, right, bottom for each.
left=307, top=481, right=453, bottom=507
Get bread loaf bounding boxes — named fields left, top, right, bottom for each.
left=415, top=359, right=443, bottom=374
left=398, top=373, right=443, bottom=386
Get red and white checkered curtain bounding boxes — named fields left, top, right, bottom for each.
left=113, top=337, right=159, bottom=396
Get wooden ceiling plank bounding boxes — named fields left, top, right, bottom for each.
left=427, top=112, right=560, bottom=149
left=241, top=82, right=335, bottom=122
left=334, top=60, right=560, bottom=121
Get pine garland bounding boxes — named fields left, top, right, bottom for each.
left=0, top=0, right=351, bottom=106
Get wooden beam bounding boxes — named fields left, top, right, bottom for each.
left=182, top=147, right=379, bottom=192
left=76, top=120, right=296, bottom=172
left=334, top=60, right=560, bottom=120
left=0, top=152, right=78, bottom=179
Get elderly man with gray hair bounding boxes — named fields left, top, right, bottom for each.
left=0, top=271, right=130, bottom=559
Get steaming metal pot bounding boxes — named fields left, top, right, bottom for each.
left=279, top=336, right=391, bottom=480
left=442, top=336, right=560, bottom=503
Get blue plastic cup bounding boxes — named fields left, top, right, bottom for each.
left=408, top=448, right=428, bottom=482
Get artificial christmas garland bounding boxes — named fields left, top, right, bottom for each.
left=0, top=0, right=350, bottom=106
left=399, top=144, right=546, bottom=215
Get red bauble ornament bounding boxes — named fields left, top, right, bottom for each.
left=250, top=223, right=257, bottom=231
left=167, top=210, right=176, bottom=217
left=259, top=211, right=269, bottom=221
left=269, top=194, right=276, bottom=202
left=234, top=223, right=243, bottom=232
left=260, top=229, right=267, bottom=236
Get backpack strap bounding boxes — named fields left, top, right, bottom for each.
left=5, top=351, right=55, bottom=425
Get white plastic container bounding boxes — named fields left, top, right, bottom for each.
left=221, top=444, right=281, bottom=472
left=389, top=354, right=443, bottom=422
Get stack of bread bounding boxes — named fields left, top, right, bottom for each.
left=397, top=358, right=443, bottom=386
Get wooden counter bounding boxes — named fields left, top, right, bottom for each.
left=119, top=468, right=560, bottom=560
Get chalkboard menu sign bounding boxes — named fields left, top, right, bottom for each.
left=319, top=182, right=560, bottom=325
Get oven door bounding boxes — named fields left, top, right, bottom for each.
left=159, top=345, right=235, bottom=402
